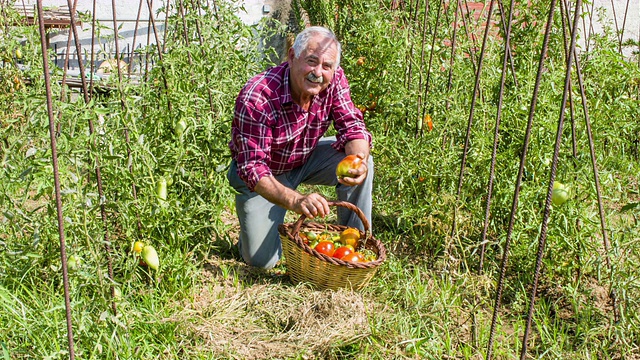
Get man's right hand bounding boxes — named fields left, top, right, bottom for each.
left=254, top=176, right=330, bottom=219
left=293, top=192, right=330, bottom=219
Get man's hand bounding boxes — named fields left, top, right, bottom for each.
left=254, top=176, right=329, bottom=219
left=292, top=192, right=330, bottom=219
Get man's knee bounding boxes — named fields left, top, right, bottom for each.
left=238, top=237, right=281, bottom=269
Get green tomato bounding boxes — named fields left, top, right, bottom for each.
left=113, top=287, right=122, bottom=300
left=156, top=177, right=168, bottom=201
left=174, top=119, right=187, bottom=137
left=141, top=245, right=160, bottom=271
left=551, top=181, right=570, bottom=206
left=163, top=173, right=174, bottom=186
left=68, top=255, right=82, bottom=270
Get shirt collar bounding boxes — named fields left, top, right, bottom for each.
left=281, top=63, right=293, bottom=105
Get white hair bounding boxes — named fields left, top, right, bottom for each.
left=291, top=26, right=341, bottom=69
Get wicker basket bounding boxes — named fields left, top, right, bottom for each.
left=278, top=200, right=386, bottom=291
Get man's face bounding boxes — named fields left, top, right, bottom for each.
left=288, top=34, right=338, bottom=101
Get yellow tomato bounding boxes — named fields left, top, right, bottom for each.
left=340, top=227, right=360, bottom=248
left=133, top=241, right=145, bottom=254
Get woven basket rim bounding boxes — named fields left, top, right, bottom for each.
left=278, top=201, right=387, bottom=269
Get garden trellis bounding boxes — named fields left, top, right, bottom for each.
left=2, top=0, right=639, bottom=358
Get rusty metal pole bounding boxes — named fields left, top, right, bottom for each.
left=450, top=0, right=496, bottom=246
left=562, top=0, right=620, bottom=323
left=519, top=0, right=581, bottom=358
left=65, top=0, right=118, bottom=315
left=36, top=1, right=76, bottom=358
left=485, top=0, right=557, bottom=358
left=478, top=0, right=516, bottom=274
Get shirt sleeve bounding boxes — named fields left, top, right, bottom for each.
left=231, top=93, right=274, bottom=191
left=329, top=68, right=373, bottom=151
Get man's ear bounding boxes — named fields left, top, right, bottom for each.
left=287, top=47, right=295, bottom=62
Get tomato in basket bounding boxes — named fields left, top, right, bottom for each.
left=342, top=252, right=364, bottom=263
left=333, top=246, right=353, bottom=260
left=314, top=241, right=335, bottom=257
left=339, top=227, right=360, bottom=248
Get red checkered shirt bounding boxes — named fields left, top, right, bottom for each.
left=229, top=62, right=372, bottom=191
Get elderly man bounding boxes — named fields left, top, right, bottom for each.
left=227, top=26, right=373, bottom=269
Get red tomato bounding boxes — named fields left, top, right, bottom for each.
left=336, top=155, right=363, bottom=179
left=341, top=252, right=362, bottom=263
left=314, top=241, right=335, bottom=257
left=333, top=246, right=353, bottom=259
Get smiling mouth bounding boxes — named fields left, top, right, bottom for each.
left=306, top=73, right=324, bottom=84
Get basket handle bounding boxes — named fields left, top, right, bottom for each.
left=291, top=200, right=370, bottom=240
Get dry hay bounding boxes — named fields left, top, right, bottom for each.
left=170, top=258, right=372, bottom=359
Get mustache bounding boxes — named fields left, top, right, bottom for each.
left=306, top=73, right=324, bottom=83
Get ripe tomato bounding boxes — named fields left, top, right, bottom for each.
left=336, top=155, right=363, bottom=179
left=340, top=227, right=360, bottom=248
left=341, top=252, right=362, bottom=263
left=423, top=114, right=433, bottom=131
left=333, top=246, right=353, bottom=259
left=314, top=241, right=335, bottom=257
left=133, top=241, right=145, bottom=254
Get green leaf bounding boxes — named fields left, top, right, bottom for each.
left=1, top=341, right=10, bottom=360
left=621, top=202, right=640, bottom=212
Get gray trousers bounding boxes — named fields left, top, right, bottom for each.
left=227, top=137, right=374, bottom=269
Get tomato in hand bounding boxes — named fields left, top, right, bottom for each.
left=314, top=241, right=335, bottom=257
left=333, top=246, right=353, bottom=260
left=336, top=155, right=363, bottom=179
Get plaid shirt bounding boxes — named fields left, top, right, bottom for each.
left=229, top=62, right=372, bottom=191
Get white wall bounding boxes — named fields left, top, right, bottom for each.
left=586, top=0, right=639, bottom=56
left=15, top=0, right=273, bottom=73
